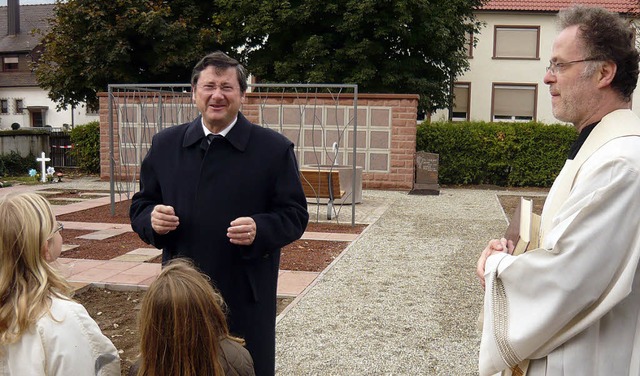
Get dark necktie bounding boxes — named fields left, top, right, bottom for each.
left=200, top=134, right=223, bottom=151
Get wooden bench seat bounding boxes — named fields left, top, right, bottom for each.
left=299, top=168, right=345, bottom=219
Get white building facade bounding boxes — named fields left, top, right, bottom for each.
left=0, top=86, right=98, bottom=130
left=0, top=1, right=98, bottom=131
left=433, top=0, right=640, bottom=124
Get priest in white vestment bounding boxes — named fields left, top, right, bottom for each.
left=477, top=6, right=640, bottom=376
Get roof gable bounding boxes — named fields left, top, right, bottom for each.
left=0, top=4, right=55, bottom=53
left=481, top=0, right=640, bottom=13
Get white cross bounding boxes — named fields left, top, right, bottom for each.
left=36, top=152, right=50, bottom=183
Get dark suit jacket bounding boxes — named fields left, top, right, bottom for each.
left=129, top=112, right=308, bottom=376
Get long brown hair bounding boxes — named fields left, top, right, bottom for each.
left=0, top=192, right=71, bottom=349
left=136, top=259, right=237, bottom=376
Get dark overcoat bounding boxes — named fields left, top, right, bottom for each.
left=129, top=112, right=308, bottom=376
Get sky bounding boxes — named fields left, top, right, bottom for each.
left=0, top=0, right=57, bottom=5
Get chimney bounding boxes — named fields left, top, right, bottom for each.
left=7, top=0, right=21, bottom=36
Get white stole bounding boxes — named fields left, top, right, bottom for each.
left=540, top=109, right=640, bottom=243
left=500, top=109, right=640, bottom=376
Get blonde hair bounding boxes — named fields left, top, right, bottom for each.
left=0, top=192, right=71, bottom=347
left=137, top=259, right=240, bottom=376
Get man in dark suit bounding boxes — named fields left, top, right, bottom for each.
left=129, top=51, right=309, bottom=376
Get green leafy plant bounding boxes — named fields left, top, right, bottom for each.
left=70, top=121, right=100, bottom=173
left=417, top=121, right=577, bottom=187
left=35, top=0, right=484, bottom=115
left=0, top=151, right=38, bottom=177
left=34, top=1, right=225, bottom=111
left=218, top=0, right=485, bottom=114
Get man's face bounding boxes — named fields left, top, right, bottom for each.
left=192, top=66, right=244, bottom=132
left=544, top=25, right=600, bottom=129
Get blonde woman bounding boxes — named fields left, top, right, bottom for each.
left=0, top=192, right=120, bottom=375
left=131, top=259, right=254, bottom=376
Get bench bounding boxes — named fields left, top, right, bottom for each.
left=299, top=168, right=345, bottom=220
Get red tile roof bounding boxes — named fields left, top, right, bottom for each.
left=480, top=0, right=640, bottom=14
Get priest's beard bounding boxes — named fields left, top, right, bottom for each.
left=552, top=72, right=600, bottom=127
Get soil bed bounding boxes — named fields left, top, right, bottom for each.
left=56, top=196, right=365, bottom=375
left=74, top=288, right=142, bottom=376
left=58, top=199, right=368, bottom=234
left=58, top=199, right=365, bottom=269
left=62, top=231, right=146, bottom=260
left=74, top=288, right=293, bottom=376
left=48, top=184, right=549, bottom=375
left=56, top=187, right=549, bottom=376
left=40, top=188, right=110, bottom=200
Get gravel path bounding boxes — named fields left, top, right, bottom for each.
left=275, top=188, right=510, bottom=375
left=1, top=178, right=518, bottom=374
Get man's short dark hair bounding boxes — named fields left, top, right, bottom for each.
left=559, top=6, right=640, bottom=101
left=191, top=51, right=248, bottom=93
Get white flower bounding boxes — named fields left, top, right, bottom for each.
left=46, top=166, right=55, bottom=176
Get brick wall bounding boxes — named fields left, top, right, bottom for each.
left=98, top=91, right=418, bottom=191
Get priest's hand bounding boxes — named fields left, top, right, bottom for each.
left=151, top=204, right=179, bottom=235
left=476, top=238, right=511, bottom=289
left=228, top=217, right=257, bottom=246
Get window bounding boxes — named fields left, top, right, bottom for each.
left=452, top=83, right=470, bottom=121
left=31, top=110, right=45, bottom=127
left=492, top=84, right=537, bottom=122
left=464, top=32, right=473, bottom=58
left=15, top=99, right=23, bottom=114
left=0, top=100, right=8, bottom=114
left=86, top=105, right=99, bottom=116
left=2, top=56, right=19, bottom=71
left=494, top=26, right=540, bottom=59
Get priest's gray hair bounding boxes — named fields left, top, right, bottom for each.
left=559, top=5, right=639, bottom=101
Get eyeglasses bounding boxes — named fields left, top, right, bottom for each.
left=48, top=222, right=63, bottom=240
left=196, top=84, right=237, bottom=95
left=53, top=221, right=64, bottom=234
left=546, top=58, right=600, bottom=75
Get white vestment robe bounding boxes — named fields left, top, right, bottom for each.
left=479, top=109, right=640, bottom=376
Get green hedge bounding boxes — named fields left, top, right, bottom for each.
left=70, top=121, right=100, bottom=173
left=0, top=151, right=37, bottom=177
left=416, top=121, right=577, bottom=187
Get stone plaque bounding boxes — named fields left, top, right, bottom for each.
left=411, top=151, right=440, bottom=195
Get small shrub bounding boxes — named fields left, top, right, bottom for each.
left=417, top=120, right=577, bottom=187
left=11, top=122, right=20, bottom=130
left=70, top=121, right=100, bottom=173
left=0, top=151, right=38, bottom=177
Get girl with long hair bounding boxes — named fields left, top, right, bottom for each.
left=0, top=192, right=120, bottom=375
left=132, top=258, right=254, bottom=376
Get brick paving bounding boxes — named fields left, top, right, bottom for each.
left=0, top=178, right=365, bottom=298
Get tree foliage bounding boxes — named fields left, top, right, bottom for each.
left=216, top=0, right=486, bottom=112
left=35, top=0, right=485, bottom=113
left=33, top=0, right=227, bottom=110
